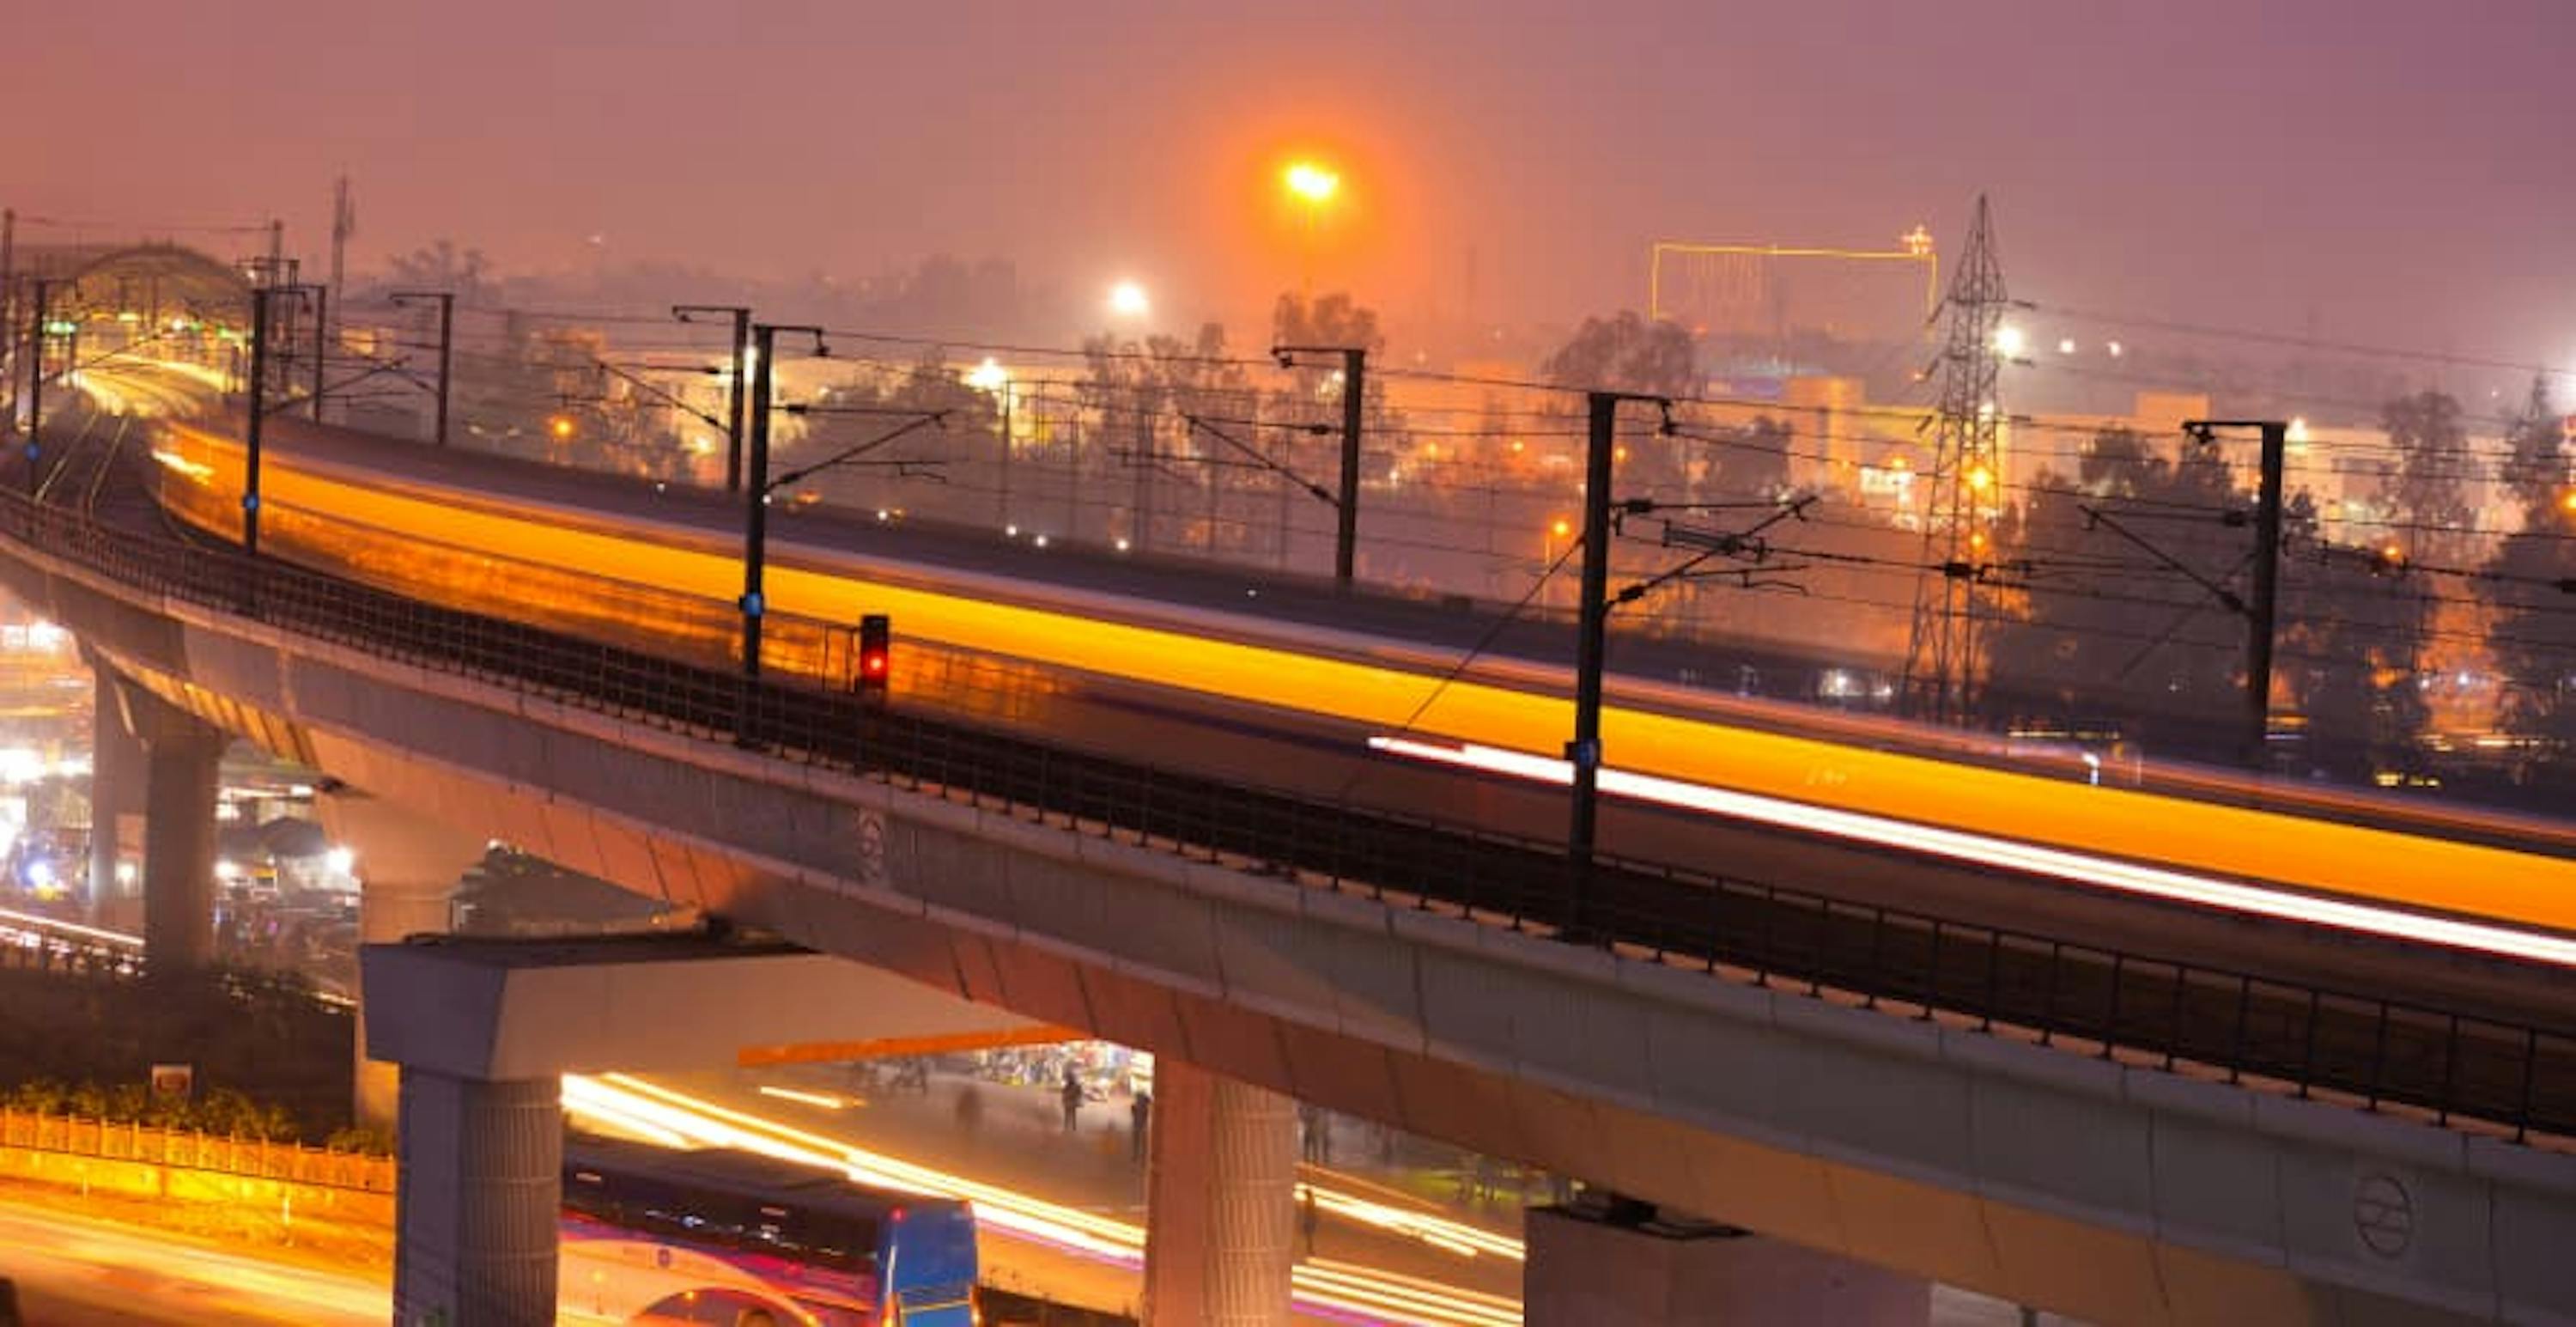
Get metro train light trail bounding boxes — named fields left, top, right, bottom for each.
left=1371, top=737, right=2576, bottom=970
left=152, top=424, right=2576, bottom=941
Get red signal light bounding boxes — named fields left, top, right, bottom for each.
left=857, top=614, right=891, bottom=701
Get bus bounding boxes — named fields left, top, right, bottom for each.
left=560, top=1134, right=979, bottom=1326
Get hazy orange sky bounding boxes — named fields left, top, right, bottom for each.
left=16, top=0, right=2576, bottom=362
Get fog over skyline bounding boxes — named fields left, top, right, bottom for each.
left=17, top=0, right=2575, bottom=370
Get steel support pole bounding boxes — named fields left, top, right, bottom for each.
left=740, top=323, right=778, bottom=698
left=1565, top=392, right=1619, bottom=938
left=2245, top=422, right=2287, bottom=770
left=309, top=284, right=329, bottom=422
left=430, top=293, right=453, bottom=447
left=1333, top=348, right=1366, bottom=588
left=677, top=305, right=752, bottom=492
left=242, top=289, right=271, bottom=555
left=23, top=278, right=49, bottom=496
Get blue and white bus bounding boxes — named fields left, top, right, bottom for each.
left=561, top=1135, right=979, bottom=1326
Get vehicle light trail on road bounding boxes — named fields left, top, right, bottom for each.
left=566, top=1074, right=1524, bottom=1326
left=0, top=905, right=143, bottom=950
left=1370, top=737, right=2576, bottom=970
left=754, top=1084, right=855, bottom=1110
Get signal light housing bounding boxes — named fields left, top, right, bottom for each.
left=858, top=614, right=890, bottom=701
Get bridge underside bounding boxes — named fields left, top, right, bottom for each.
left=5, top=514, right=2570, bottom=1325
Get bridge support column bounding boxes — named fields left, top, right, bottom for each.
left=361, top=932, right=1045, bottom=1327
left=112, top=682, right=223, bottom=972
left=85, top=666, right=146, bottom=930
left=1142, top=1061, right=1298, bottom=1327
left=392, top=1068, right=562, bottom=1327
left=1525, top=1202, right=1929, bottom=1327
left=318, top=789, right=483, bottom=1131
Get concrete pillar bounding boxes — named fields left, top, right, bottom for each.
left=1142, top=1061, right=1298, bottom=1327
left=106, top=681, right=226, bottom=973
left=392, top=1068, right=562, bottom=1327
left=86, top=667, right=147, bottom=931
left=1525, top=1204, right=1931, bottom=1326
left=318, top=789, right=485, bottom=1131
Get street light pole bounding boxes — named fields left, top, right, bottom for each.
left=389, top=290, right=453, bottom=447
left=675, top=304, right=750, bottom=492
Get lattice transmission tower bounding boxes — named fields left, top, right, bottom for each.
left=1900, top=195, right=2009, bottom=722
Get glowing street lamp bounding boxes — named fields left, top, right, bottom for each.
left=1284, top=161, right=1341, bottom=296
left=1993, top=325, right=2027, bottom=359
left=1544, top=516, right=1573, bottom=566
left=1285, top=161, right=1340, bottom=205
left=1108, top=281, right=1150, bottom=320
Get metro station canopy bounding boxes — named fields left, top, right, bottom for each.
left=18, top=242, right=257, bottom=333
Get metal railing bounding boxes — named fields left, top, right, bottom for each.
left=9, top=490, right=2573, bottom=1143
left=0, top=1107, right=396, bottom=1193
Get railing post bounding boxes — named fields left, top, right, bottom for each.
left=2227, top=975, right=2253, bottom=1085
left=2434, top=1014, right=2459, bottom=1128
left=2515, top=1026, right=2540, bottom=1144
left=2163, top=965, right=2188, bottom=1071
left=2296, top=988, right=2324, bottom=1100
left=2364, top=1004, right=2391, bottom=1111
left=1979, top=932, right=2000, bottom=1032
left=2101, top=953, right=2124, bottom=1059
left=2037, top=940, right=2063, bottom=1046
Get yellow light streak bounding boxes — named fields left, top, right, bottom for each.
left=161, top=424, right=2576, bottom=945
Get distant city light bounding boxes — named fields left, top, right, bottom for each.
left=2057, top=338, right=2077, bottom=355
left=1993, top=326, right=2027, bottom=358
left=1108, top=282, right=1150, bottom=319
left=965, top=357, right=1008, bottom=393
left=2106, top=339, right=2125, bottom=357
